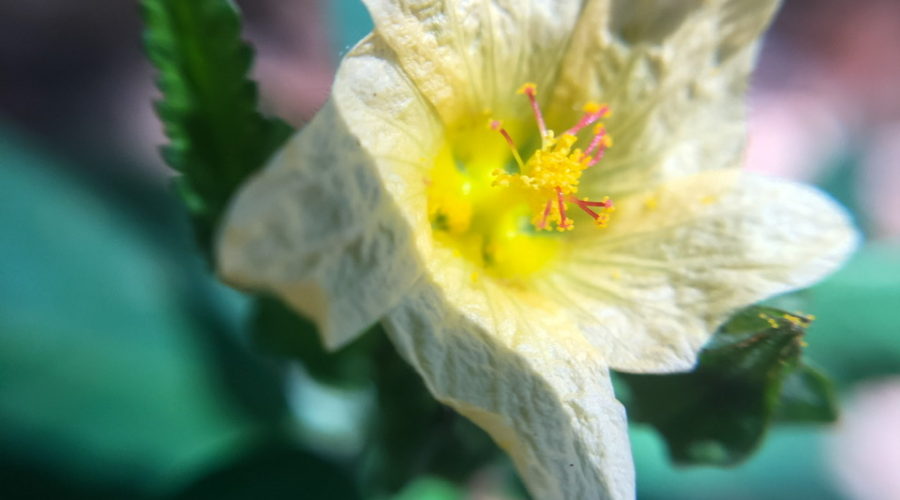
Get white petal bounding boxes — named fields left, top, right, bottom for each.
left=384, top=265, right=634, bottom=500
left=544, top=171, right=858, bottom=373
left=550, top=0, right=782, bottom=193
left=218, top=32, right=453, bottom=350
left=361, top=0, right=583, bottom=124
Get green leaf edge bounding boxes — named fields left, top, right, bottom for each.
left=617, top=305, right=838, bottom=467
left=140, top=0, right=294, bottom=255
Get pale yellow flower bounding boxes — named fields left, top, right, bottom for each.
left=217, top=1, right=857, bottom=498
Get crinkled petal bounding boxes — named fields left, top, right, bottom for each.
left=384, top=267, right=634, bottom=500
left=361, top=0, right=583, bottom=124
left=543, top=170, right=858, bottom=372
left=216, top=35, right=447, bottom=350
left=549, top=0, right=782, bottom=194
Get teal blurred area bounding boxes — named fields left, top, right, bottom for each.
left=1, top=1, right=899, bottom=499
left=0, top=125, right=254, bottom=492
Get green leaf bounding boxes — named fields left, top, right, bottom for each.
left=359, top=327, right=499, bottom=495
left=250, top=297, right=379, bottom=389
left=141, top=0, right=293, bottom=255
left=389, top=477, right=463, bottom=500
left=616, top=306, right=827, bottom=466
left=250, top=301, right=500, bottom=491
left=774, top=363, right=838, bottom=424
left=171, top=444, right=361, bottom=500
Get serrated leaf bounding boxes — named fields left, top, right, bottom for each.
left=774, top=363, right=838, bottom=424
left=616, top=306, right=825, bottom=466
left=141, top=0, right=293, bottom=255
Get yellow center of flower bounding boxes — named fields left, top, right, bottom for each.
left=426, top=83, right=614, bottom=279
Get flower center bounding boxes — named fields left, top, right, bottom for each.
left=426, top=83, right=614, bottom=279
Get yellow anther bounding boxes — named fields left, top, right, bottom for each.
left=602, top=135, right=613, bottom=148
left=782, top=312, right=815, bottom=327
left=583, top=101, right=602, bottom=113
left=758, top=312, right=780, bottom=329
left=517, top=82, right=538, bottom=95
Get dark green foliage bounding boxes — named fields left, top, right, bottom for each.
left=141, top=0, right=293, bottom=255
left=250, top=299, right=501, bottom=494
left=250, top=297, right=381, bottom=389
left=617, top=306, right=838, bottom=466
left=171, top=444, right=362, bottom=500
left=360, top=328, right=500, bottom=495
left=774, top=363, right=838, bottom=423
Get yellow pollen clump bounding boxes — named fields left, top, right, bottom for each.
left=758, top=312, right=780, bottom=329
left=783, top=312, right=815, bottom=328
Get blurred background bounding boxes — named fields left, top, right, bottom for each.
left=1, top=0, right=899, bottom=499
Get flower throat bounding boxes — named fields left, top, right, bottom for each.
left=427, top=83, right=614, bottom=278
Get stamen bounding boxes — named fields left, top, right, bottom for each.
left=567, top=195, right=613, bottom=208
left=490, top=119, right=526, bottom=170
left=538, top=199, right=553, bottom=230
left=564, top=103, right=609, bottom=136
left=567, top=195, right=614, bottom=226
left=584, top=124, right=608, bottom=154
left=573, top=200, right=602, bottom=219
left=585, top=123, right=612, bottom=167
left=488, top=84, right=616, bottom=231
left=517, top=83, right=548, bottom=141
left=555, top=187, right=572, bottom=231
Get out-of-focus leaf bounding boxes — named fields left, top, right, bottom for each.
left=0, top=127, right=257, bottom=490
left=361, top=327, right=500, bottom=495
left=774, top=364, right=838, bottom=423
left=250, top=297, right=379, bottom=389
left=250, top=303, right=500, bottom=491
left=617, top=306, right=821, bottom=466
left=0, top=455, right=144, bottom=500
left=389, top=477, right=462, bottom=500
left=171, top=444, right=360, bottom=500
left=141, top=0, right=293, bottom=254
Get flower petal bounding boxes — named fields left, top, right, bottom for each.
left=384, top=251, right=634, bottom=500
left=361, top=0, right=583, bottom=124
left=544, top=170, right=858, bottom=372
left=550, top=0, right=781, bottom=193
left=216, top=35, right=444, bottom=349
